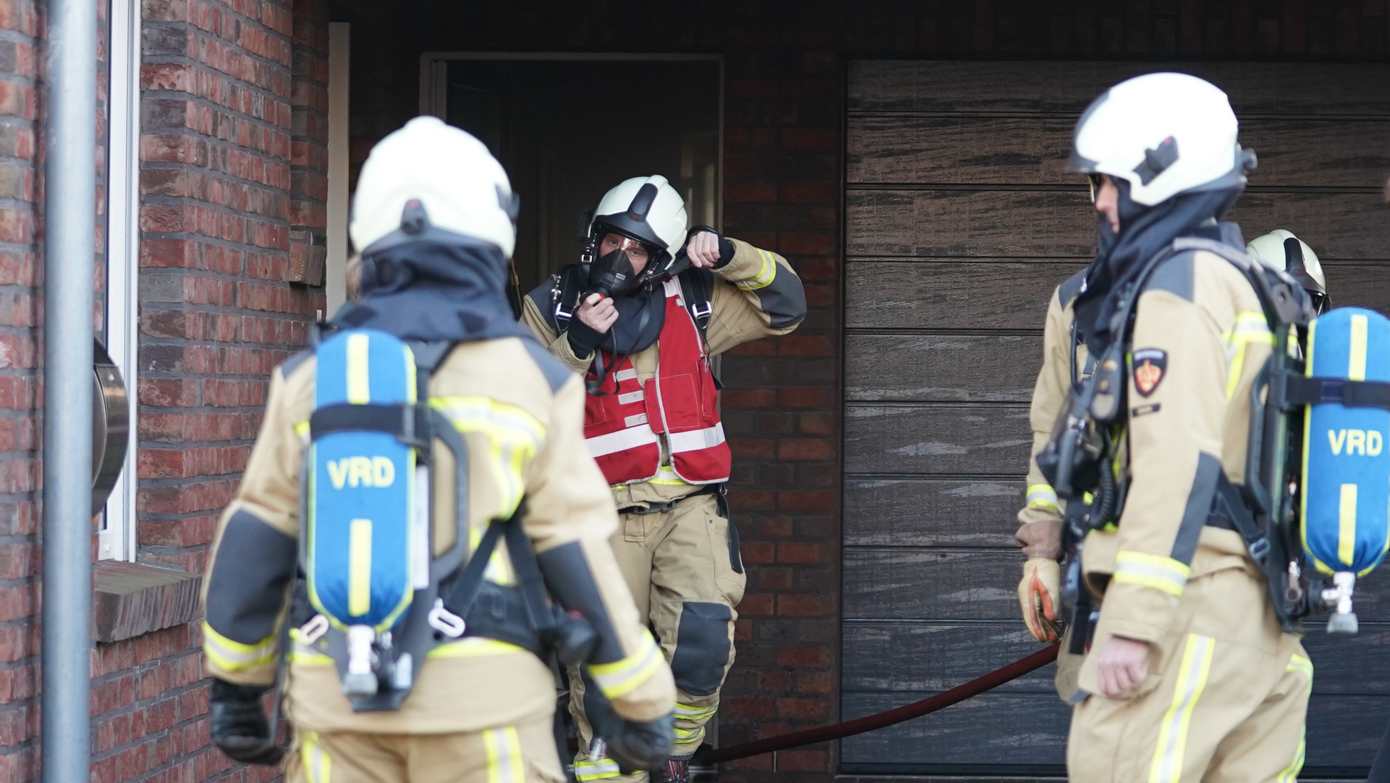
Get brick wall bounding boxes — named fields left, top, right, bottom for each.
left=0, top=0, right=326, bottom=778
left=0, top=0, right=41, bottom=777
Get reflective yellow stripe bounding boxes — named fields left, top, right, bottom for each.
left=1277, top=654, right=1313, bottom=782
left=1287, top=653, right=1314, bottom=680
left=735, top=248, right=778, bottom=291
left=294, top=419, right=310, bottom=440
left=431, top=395, right=546, bottom=523
left=202, top=622, right=277, bottom=673
left=1026, top=483, right=1060, bottom=512
left=301, top=730, right=332, bottom=783
left=1114, top=550, right=1190, bottom=597
left=1224, top=312, right=1274, bottom=399
left=427, top=637, right=528, bottom=658
left=589, top=630, right=665, bottom=699
left=348, top=518, right=372, bottom=617
left=650, top=464, right=690, bottom=487
left=1148, top=633, right=1215, bottom=783
left=674, top=702, right=717, bottom=719
left=1349, top=313, right=1368, bottom=381
left=484, top=727, right=523, bottom=783
left=574, top=759, right=622, bottom=781
left=346, top=332, right=370, bottom=404
left=1339, top=484, right=1359, bottom=566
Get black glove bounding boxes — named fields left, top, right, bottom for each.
left=209, top=678, right=284, bottom=766
left=604, top=713, right=675, bottom=774
left=714, top=236, right=736, bottom=269
left=566, top=318, right=606, bottom=358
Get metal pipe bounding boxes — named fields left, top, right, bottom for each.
left=41, top=0, right=97, bottom=776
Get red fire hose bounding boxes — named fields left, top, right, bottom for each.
left=701, top=644, right=1060, bottom=764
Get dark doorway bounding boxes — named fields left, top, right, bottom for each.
left=430, top=57, right=721, bottom=312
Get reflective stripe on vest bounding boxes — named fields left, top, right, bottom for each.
left=581, top=278, right=732, bottom=485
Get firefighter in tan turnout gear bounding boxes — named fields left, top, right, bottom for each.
left=522, top=175, right=806, bottom=783
left=200, top=118, right=675, bottom=782
left=1034, top=74, right=1312, bottom=781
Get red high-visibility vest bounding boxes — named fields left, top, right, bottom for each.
left=583, top=278, right=731, bottom=485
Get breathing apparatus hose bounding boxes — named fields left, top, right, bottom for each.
left=700, top=644, right=1059, bottom=764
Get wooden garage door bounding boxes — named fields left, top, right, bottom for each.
left=842, top=60, right=1390, bottom=776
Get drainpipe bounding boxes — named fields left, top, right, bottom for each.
left=41, top=0, right=97, bottom=777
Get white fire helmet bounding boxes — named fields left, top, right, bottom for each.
left=589, top=175, right=689, bottom=275
left=1069, top=72, right=1256, bottom=207
left=350, top=117, right=518, bottom=256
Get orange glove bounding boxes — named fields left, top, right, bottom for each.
left=1018, top=558, right=1062, bottom=642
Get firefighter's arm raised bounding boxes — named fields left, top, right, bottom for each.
left=1093, top=284, right=1229, bottom=647
left=705, top=237, right=806, bottom=356
left=201, top=366, right=304, bottom=687
left=523, top=374, right=676, bottom=721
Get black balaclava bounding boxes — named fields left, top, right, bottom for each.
left=1073, top=179, right=1243, bottom=355
left=331, top=233, right=530, bottom=344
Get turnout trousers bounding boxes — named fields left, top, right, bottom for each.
left=571, top=492, right=746, bottom=782
left=1067, top=567, right=1311, bottom=782
left=285, top=712, right=564, bottom=783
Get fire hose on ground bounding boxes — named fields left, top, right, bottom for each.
left=697, top=644, right=1061, bottom=764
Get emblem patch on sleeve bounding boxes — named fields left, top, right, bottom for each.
left=1133, top=348, right=1168, bottom=397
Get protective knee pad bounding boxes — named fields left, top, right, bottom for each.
left=669, top=602, right=733, bottom=696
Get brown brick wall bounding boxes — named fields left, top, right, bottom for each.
left=0, top=0, right=328, bottom=777
left=0, top=0, right=40, bottom=774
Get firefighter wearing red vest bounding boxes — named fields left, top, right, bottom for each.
left=521, top=175, right=805, bottom=783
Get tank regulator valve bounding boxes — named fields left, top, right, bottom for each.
left=1322, top=571, right=1358, bottom=635
left=343, top=625, right=380, bottom=696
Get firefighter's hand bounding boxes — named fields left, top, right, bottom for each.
left=1017, top=558, right=1062, bottom=642
left=1094, top=636, right=1151, bottom=699
left=568, top=293, right=617, bottom=357
left=209, top=679, right=284, bottom=766
left=604, top=714, right=675, bottom=773
left=576, top=293, right=618, bottom=332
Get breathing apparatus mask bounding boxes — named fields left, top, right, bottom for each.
left=583, top=227, right=660, bottom=298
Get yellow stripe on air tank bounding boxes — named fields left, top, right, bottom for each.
left=346, top=332, right=371, bottom=404
left=1339, top=484, right=1358, bottom=567
left=1349, top=313, right=1368, bottom=382
left=349, top=518, right=373, bottom=616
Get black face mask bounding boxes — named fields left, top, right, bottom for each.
left=587, top=248, right=642, bottom=297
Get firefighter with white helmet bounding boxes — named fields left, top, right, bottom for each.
left=522, top=175, right=806, bottom=783
left=1032, top=73, right=1313, bottom=780
left=201, top=117, right=675, bottom=782
left=1247, top=228, right=1330, bottom=314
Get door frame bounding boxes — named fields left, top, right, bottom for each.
left=417, top=51, right=725, bottom=230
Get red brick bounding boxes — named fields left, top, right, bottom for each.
left=778, top=490, right=835, bottom=513
left=139, top=377, right=200, bottom=408
left=776, top=593, right=833, bottom=617
left=776, top=437, right=833, bottom=462
left=776, top=645, right=831, bottom=668
left=777, top=541, right=828, bottom=564
left=740, top=541, right=777, bottom=565
left=776, top=748, right=829, bottom=771
left=774, top=697, right=831, bottom=721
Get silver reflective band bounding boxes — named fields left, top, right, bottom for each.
left=667, top=423, right=726, bottom=453
left=613, top=368, right=638, bottom=382
left=617, top=390, right=644, bottom=405
left=586, top=425, right=659, bottom=458
left=624, top=413, right=649, bottom=428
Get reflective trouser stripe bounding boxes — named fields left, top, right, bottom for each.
left=574, top=758, right=622, bottom=782
left=300, top=731, right=332, bottom=783
left=1148, top=633, right=1215, bottom=783
left=667, top=423, right=726, bottom=453
left=1026, top=483, right=1060, bottom=512
left=484, top=726, right=524, bottom=783
left=586, top=425, right=659, bottom=458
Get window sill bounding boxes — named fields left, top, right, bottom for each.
left=92, top=561, right=203, bottom=644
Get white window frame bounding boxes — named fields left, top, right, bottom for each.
left=99, top=0, right=141, bottom=561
